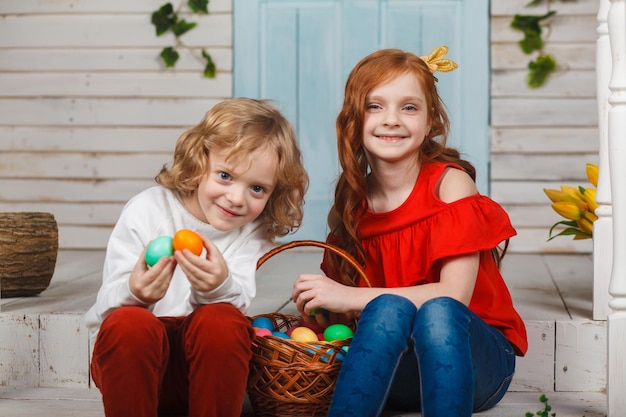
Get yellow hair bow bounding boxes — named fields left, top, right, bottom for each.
left=420, top=46, right=458, bottom=73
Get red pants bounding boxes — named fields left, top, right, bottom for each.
left=91, top=304, right=254, bottom=417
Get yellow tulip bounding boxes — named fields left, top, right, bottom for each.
left=552, top=201, right=583, bottom=221
left=560, top=185, right=588, bottom=210
left=545, top=163, right=599, bottom=241
left=543, top=188, right=566, bottom=203
left=577, top=211, right=597, bottom=234
left=586, top=163, right=599, bottom=188
left=585, top=210, right=599, bottom=223
left=581, top=187, right=598, bottom=213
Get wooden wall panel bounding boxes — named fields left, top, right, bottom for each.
left=0, top=0, right=600, bottom=252
left=0, top=49, right=233, bottom=72
left=0, top=98, right=222, bottom=126
left=0, top=15, right=231, bottom=48
left=0, top=73, right=232, bottom=98
left=0, top=0, right=232, bottom=14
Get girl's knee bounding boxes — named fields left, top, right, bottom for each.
left=366, top=293, right=416, bottom=315
left=418, top=296, right=466, bottom=321
left=414, top=297, right=470, bottom=345
left=359, top=294, right=416, bottom=335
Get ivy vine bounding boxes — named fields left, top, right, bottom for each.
left=151, top=0, right=216, bottom=78
left=511, top=0, right=576, bottom=88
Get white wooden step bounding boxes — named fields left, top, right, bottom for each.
left=0, top=250, right=605, bottom=399
left=0, top=387, right=607, bottom=417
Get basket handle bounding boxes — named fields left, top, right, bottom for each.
left=256, top=239, right=371, bottom=288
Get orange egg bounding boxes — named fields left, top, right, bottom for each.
left=173, top=229, right=204, bottom=256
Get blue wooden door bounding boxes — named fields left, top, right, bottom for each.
left=234, top=0, right=489, bottom=242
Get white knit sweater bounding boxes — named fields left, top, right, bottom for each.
left=83, top=186, right=273, bottom=343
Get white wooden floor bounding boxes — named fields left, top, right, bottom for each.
left=0, top=248, right=608, bottom=416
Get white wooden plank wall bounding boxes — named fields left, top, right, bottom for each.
left=0, top=0, right=600, bottom=254
left=0, top=0, right=233, bottom=249
left=491, top=0, right=598, bottom=254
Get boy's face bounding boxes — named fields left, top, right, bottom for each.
left=185, top=146, right=278, bottom=232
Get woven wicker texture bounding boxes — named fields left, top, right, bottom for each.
left=247, top=240, right=369, bottom=417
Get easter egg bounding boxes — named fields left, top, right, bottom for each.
left=251, top=317, right=275, bottom=332
left=254, top=328, right=272, bottom=337
left=145, top=236, right=174, bottom=267
left=290, top=327, right=319, bottom=343
left=173, top=229, right=204, bottom=256
left=272, top=331, right=290, bottom=339
left=323, top=323, right=354, bottom=342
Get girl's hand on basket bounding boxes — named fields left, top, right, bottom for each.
left=130, top=247, right=176, bottom=304
left=292, top=273, right=357, bottom=316
left=175, top=235, right=229, bottom=292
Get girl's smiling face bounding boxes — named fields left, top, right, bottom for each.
left=184, top=146, right=278, bottom=231
left=362, top=72, right=431, bottom=165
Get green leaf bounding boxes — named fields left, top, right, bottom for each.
left=511, top=11, right=556, bottom=32
left=511, top=11, right=556, bottom=55
left=519, top=32, right=544, bottom=54
left=202, top=50, right=216, bottom=78
left=151, top=3, right=177, bottom=36
left=160, top=47, right=180, bottom=67
left=548, top=220, right=579, bottom=240
left=527, top=54, right=556, bottom=88
left=548, top=226, right=591, bottom=241
left=188, top=0, right=209, bottom=13
left=172, top=19, right=197, bottom=36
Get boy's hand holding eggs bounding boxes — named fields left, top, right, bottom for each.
left=145, top=229, right=204, bottom=266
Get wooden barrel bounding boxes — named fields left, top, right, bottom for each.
left=0, top=212, right=59, bottom=298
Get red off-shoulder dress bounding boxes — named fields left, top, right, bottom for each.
left=324, top=161, right=528, bottom=356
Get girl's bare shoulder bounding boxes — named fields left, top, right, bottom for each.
left=437, top=167, right=478, bottom=203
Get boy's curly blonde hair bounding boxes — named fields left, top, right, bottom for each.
left=156, top=98, right=309, bottom=241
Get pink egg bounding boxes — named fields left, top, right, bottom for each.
left=255, top=328, right=272, bottom=337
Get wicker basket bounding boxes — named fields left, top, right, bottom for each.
left=247, top=240, right=370, bottom=417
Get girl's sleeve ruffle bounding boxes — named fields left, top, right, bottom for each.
left=430, top=195, right=516, bottom=261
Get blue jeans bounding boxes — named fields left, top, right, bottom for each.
left=327, top=294, right=516, bottom=417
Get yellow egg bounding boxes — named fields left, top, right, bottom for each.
left=289, top=326, right=319, bottom=343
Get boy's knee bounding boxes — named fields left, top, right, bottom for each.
left=187, top=303, right=252, bottom=344
left=99, top=306, right=163, bottom=346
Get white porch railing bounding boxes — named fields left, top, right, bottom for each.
left=597, top=0, right=626, bottom=415
left=594, top=0, right=613, bottom=322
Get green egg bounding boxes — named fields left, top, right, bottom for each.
left=323, top=323, right=354, bottom=342
left=145, top=236, right=174, bottom=267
